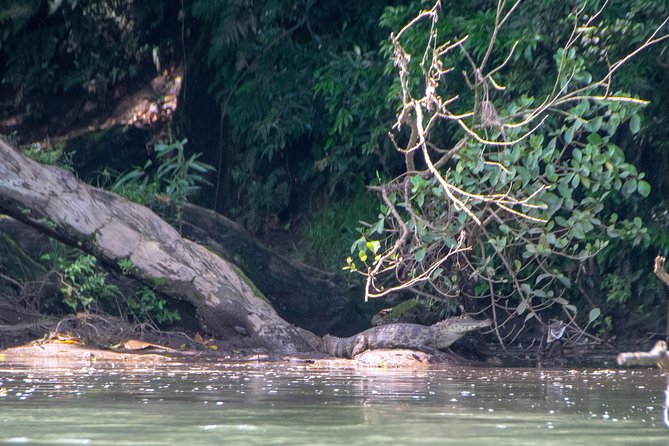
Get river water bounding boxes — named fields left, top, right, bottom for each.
left=0, top=356, right=667, bottom=445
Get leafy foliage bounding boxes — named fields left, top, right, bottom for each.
left=126, top=286, right=181, bottom=325
left=41, top=246, right=180, bottom=325
left=190, top=0, right=391, bottom=229
left=346, top=1, right=668, bottom=345
left=312, top=46, right=394, bottom=194
left=191, top=0, right=316, bottom=228
left=22, top=140, right=72, bottom=168
left=110, top=139, right=214, bottom=221
left=42, top=250, right=119, bottom=312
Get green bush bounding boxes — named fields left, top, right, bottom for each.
left=42, top=250, right=118, bottom=312
left=41, top=247, right=180, bottom=325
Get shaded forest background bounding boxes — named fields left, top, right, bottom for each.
left=0, top=0, right=668, bottom=345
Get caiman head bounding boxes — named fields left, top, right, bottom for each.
left=433, top=314, right=491, bottom=350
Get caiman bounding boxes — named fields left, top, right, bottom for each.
left=319, top=314, right=491, bottom=358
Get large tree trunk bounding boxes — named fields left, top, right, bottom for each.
left=0, top=140, right=312, bottom=354
left=180, top=204, right=369, bottom=337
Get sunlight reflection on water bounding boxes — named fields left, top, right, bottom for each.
left=0, top=359, right=667, bottom=445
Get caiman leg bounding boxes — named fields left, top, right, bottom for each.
left=351, top=336, right=368, bottom=357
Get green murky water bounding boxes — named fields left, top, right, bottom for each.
left=0, top=357, right=667, bottom=445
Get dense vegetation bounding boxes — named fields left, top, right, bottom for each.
left=0, top=0, right=667, bottom=345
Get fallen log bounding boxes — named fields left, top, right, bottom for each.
left=0, top=139, right=312, bottom=354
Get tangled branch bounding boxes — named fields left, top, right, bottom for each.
left=351, top=0, right=668, bottom=347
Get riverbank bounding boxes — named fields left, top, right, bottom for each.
left=0, top=341, right=455, bottom=369
left=0, top=330, right=627, bottom=371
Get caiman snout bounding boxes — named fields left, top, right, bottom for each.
left=445, top=315, right=492, bottom=332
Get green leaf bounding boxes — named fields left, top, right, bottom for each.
left=570, top=173, right=580, bottom=188
left=558, top=275, right=571, bottom=288
left=588, top=308, right=601, bottom=323
left=629, top=113, right=641, bottom=134
left=358, top=250, right=368, bottom=262
left=351, top=237, right=365, bottom=254
left=416, top=192, right=425, bottom=207
left=586, top=133, right=601, bottom=145
left=608, top=113, right=621, bottom=135
left=546, top=233, right=557, bottom=245
left=571, top=225, right=586, bottom=240
left=516, top=300, right=528, bottom=315
left=371, top=218, right=385, bottom=234
left=586, top=116, right=603, bottom=133
left=541, top=143, right=554, bottom=160
left=517, top=166, right=532, bottom=185
left=564, top=125, right=575, bottom=144
left=415, top=248, right=426, bottom=262
left=366, top=240, right=381, bottom=254
left=410, top=175, right=426, bottom=191
left=532, top=289, right=548, bottom=298
left=637, top=180, right=651, bottom=198
left=536, top=273, right=552, bottom=284
left=555, top=237, right=568, bottom=249
left=557, top=182, right=572, bottom=199
left=622, top=178, right=637, bottom=196
left=555, top=216, right=569, bottom=227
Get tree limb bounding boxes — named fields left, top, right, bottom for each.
left=0, top=140, right=312, bottom=354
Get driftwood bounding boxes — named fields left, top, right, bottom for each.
left=617, top=341, right=669, bottom=369
left=655, top=256, right=669, bottom=287
left=180, top=204, right=369, bottom=336
left=618, top=257, right=669, bottom=368
left=653, top=256, right=669, bottom=340
left=0, top=139, right=312, bottom=354
left=616, top=258, right=669, bottom=427
left=618, top=341, right=669, bottom=427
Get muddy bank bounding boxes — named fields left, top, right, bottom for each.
left=0, top=307, right=626, bottom=370
left=0, top=339, right=490, bottom=370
